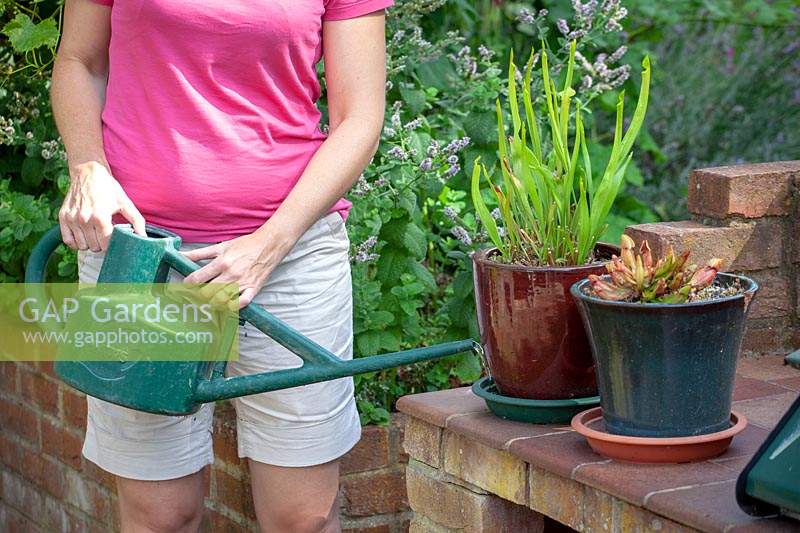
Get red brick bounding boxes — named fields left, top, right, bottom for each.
left=744, top=269, right=792, bottom=319
left=343, top=524, right=391, bottom=533
left=63, top=469, right=111, bottom=523
left=81, top=457, right=116, bottom=492
left=212, top=402, right=242, bottom=467
left=202, top=508, right=250, bottom=532
left=0, top=397, right=41, bottom=445
left=1, top=469, right=45, bottom=522
left=0, top=362, right=19, bottom=394
left=733, top=391, right=797, bottom=430
left=37, top=361, right=57, bottom=379
left=575, top=460, right=737, bottom=507
left=688, top=161, right=799, bottom=219
left=733, top=375, right=789, bottom=401
left=0, top=501, right=35, bottom=532
left=396, top=387, right=486, bottom=428
left=737, top=354, right=799, bottom=381
left=508, top=430, right=602, bottom=481
left=742, top=318, right=791, bottom=356
left=446, top=411, right=570, bottom=451
left=41, top=417, right=83, bottom=469
left=340, top=470, right=408, bottom=517
left=42, top=493, right=92, bottom=533
left=62, top=388, right=87, bottom=429
left=39, top=456, right=67, bottom=499
left=390, top=413, right=408, bottom=464
left=341, top=425, right=390, bottom=474
left=402, top=417, right=442, bottom=468
left=213, top=468, right=255, bottom=520
left=646, top=479, right=799, bottom=532
left=0, top=434, right=22, bottom=470
left=21, top=369, right=59, bottom=416
left=773, top=376, right=800, bottom=391
left=625, top=220, right=783, bottom=272
left=407, top=460, right=544, bottom=532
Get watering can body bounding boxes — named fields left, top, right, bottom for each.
left=25, top=224, right=479, bottom=415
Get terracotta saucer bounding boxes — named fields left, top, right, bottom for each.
left=571, top=407, right=748, bottom=463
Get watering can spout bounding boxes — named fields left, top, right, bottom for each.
left=25, top=224, right=482, bottom=415
left=194, top=339, right=480, bottom=403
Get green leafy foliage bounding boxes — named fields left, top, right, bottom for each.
left=2, top=13, right=58, bottom=53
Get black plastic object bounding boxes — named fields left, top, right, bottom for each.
left=471, top=377, right=599, bottom=424
left=736, top=352, right=800, bottom=520
left=571, top=273, right=758, bottom=438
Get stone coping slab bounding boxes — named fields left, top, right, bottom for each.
left=397, top=356, right=800, bottom=532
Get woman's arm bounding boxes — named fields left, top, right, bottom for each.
left=184, top=12, right=387, bottom=306
left=51, top=0, right=145, bottom=252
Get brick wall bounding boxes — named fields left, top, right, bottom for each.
left=0, top=361, right=411, bottom=532
left=625, top=161, right=800, bottom=356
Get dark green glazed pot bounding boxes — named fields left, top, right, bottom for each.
left=571, top=273, right=758, bottom=438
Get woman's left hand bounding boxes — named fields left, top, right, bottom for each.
left=182, top=229, right=294, bottom=308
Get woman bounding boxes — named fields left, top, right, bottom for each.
left=50, top=0, right=389, bottom=530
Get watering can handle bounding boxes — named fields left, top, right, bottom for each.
left=160, top=247, right=482, bottom=402
left=162, top=248, right=345, bottom=367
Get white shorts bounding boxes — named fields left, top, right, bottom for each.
left=78, top=213, right=361, bottom=480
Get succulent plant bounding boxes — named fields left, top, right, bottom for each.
left=588, top=235, right=723, bottom=303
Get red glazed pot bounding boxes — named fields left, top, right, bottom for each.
left=472, top=245, right=616, bottom=400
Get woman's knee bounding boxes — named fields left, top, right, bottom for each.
left=117, top=472, right=206, bottom=533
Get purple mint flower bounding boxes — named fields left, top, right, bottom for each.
left=517, top=8, right=536, bottom=24
left=387, top=146, right=407, bottom=160
left=443, top=206, right=458, bottom=220
left=404, top=118, right=423, bottom=131
left=443, top=136, right=471, bottom=153
left=419, top=158, right=433, bottom=172
left=557, top=19, right=570, bottom=36
left=446, top=163, right=461, bottom=177
left=609, top=45, right=627, bottom=63
left=451, top=226, right=473, bottom=246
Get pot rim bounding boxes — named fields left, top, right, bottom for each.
left=570, top=272, right=759, bottom=310
left=472, top=243, right=618, bottom=273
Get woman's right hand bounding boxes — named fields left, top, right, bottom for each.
left=59, top=161, right=146, bottom=252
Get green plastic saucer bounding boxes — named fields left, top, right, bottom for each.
left=471, top=377, right=601, bottom=424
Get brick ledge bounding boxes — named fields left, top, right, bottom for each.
left=397, top=356, right=800, bottom=532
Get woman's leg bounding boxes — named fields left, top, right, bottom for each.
left=77, top=249, right=215, bottom=532
left=228, top=213, right=359, bottom=533
left=117, top=469, right=207, bottom=533
left=248, top=459, right=341, bottom=533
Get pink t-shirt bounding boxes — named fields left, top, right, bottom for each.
left=91, top=0, right=392, bottom=242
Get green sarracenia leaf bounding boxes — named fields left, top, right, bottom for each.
left=470, top=157, right=505, bottom=256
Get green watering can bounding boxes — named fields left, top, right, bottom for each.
left=736, top=350, right=800, bottom=521
left=25, top=224, right=479, bottom=416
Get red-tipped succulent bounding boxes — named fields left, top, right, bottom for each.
left=588, top=235, right=723, bottom=303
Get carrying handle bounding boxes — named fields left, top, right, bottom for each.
left=24, top=226, right=67, bottom=334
